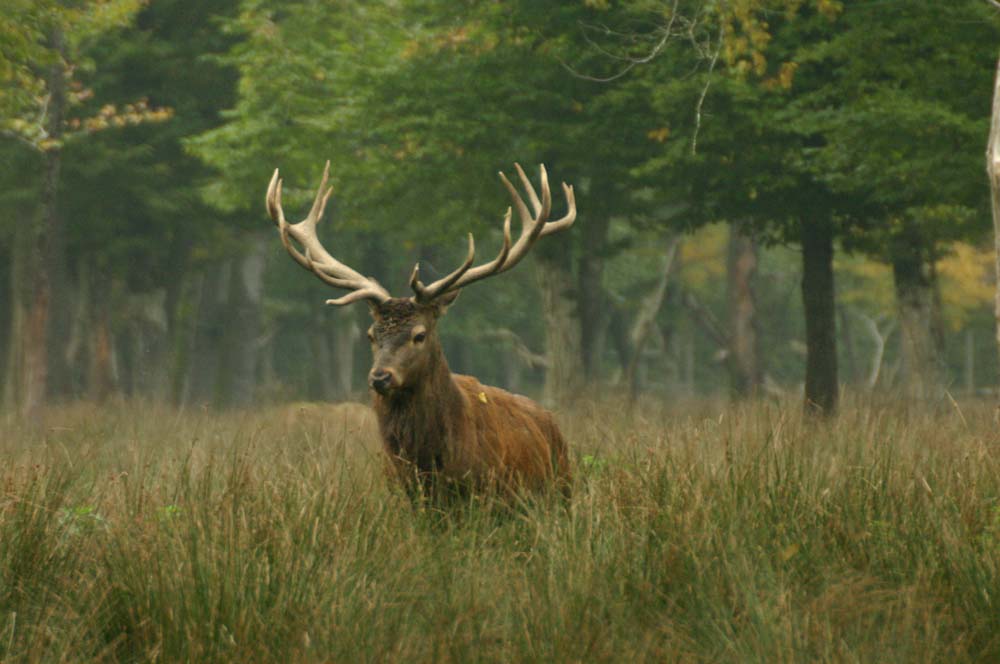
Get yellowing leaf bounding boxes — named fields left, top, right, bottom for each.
left=477, top=392, right=488, bottom=404
left=646, top=127, right=670, bottom=143
left=937, top=242, right=994, bottom=330
left=679, top=223, right=727, bottom=292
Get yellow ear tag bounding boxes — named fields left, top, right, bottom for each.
left=477, top=391, right=488, bottom=404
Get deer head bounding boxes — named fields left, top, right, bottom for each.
left=265, top=161, right=576, bottom=396
left=364, top=297, right=454, bottom=396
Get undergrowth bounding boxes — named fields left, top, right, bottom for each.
left=1, top=396, right=998, bottom=662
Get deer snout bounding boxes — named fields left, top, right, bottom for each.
left=369, top=369, right=397, bottom=395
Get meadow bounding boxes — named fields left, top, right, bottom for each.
left=1, top=396, right=998, bottom=663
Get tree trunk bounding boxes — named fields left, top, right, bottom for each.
left=63, top=261, right=91, bottom=398
left=331, top=309, right=358, bottom=400
left=577, top=212, right=610, bottom=384
left=0, top=241, right=10, bottom=402
left=88, top=281, right=116, bottom=403
left=182, top=264, right=229, bottom=407
left=306, top=307, right=356, bottom=402
left=5, top=235, right=49, bottom=420
left=683, top=324, right=695, bottom=395
left=311, top=323, right=335, bottom=401
left=838, top=305, right=857, bottom=386
left=536, top=252, right=583, bottom=408
left=856, top=311, right=895, bottom=390
left=606, top=307, right=631, bottom=384
left=726, top=220, right=761, bottom=398
left=162, top=233, right=195, bottom=405
left=965, top=328, right=975, bottom=396
left=625, top=235, right=680, bottom=403
left=123, top=289, right=170, bottom=399
left=5, top=29, right=67, bottom=419
left=801, top=218, right=838, bottom=415
left=220, top=238, right=266, bottom=407
left=986, top=53, right=1000, bottom=388
left=892, top=253, right=945, bottom=400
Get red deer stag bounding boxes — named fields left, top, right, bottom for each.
left=265, top=161, right=576, bottom=498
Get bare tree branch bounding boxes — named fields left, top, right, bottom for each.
left=624, top=235, right=681, bottom=397
left=680, top=288, right=729, bottom=349
left=560, top=0, right=684, bottom=83
left=854, top=310, right=896, bottom=390
left=692, top=21, right=723, bottom=155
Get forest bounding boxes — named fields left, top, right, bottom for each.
left=3, top=1, right=1000, bottom=662
left=3, top=0, right=998, bottom=416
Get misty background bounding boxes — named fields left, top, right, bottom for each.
left=2, top=0, right=997, bottom=418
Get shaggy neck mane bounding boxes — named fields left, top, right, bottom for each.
left=372, top=340, right=464, bottom=470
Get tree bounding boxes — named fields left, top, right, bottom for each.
left=613, top=0, right=996, bottom=410
left=620, top=5, right=845, bottom=411
left=789, top=0, right=998, bottom=399
left=0, top=0, right=244, bottom=412
left=0, top=0, right=145, bottom=418
left=988, top=51, right=1000, bottom=389
left=192, top=0, right=676, bottom=406
left=70, top=0, right=240, bottom=405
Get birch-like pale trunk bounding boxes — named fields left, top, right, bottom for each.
left=986, top=53, right=1000, bottom=389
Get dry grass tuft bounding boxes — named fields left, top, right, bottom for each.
left=1, top=394, right=998, bottom=662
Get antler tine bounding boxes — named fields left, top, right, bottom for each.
left=302, top=160, right=334, bottom=230
left=266, top=161, right=391, bottom=306
left=540, top=182, right=576, bottom=236
left=266, top=168, right=282, bottom=221
left=408, top=164, right=574, bottom=303
left=269, top=173, right=313, bottom=273
left=410, top=233, right=476, bottom=302
left=493, top=163, right=551, bottom=262
left=327, top=288, right=391, bottom=307
left=513, top=163, right=542, bottom=216
left=411, top=209, right=514, bottom=303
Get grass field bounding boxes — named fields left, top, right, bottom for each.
left=1, top=396, right=999, bottom=662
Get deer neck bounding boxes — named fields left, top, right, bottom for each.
left=372, top=340, right=465, bottom=466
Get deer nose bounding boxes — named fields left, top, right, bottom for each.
left=369, top=370, right=395, bottom=394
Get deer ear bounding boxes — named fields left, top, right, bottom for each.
left=435, top=289, right=461, bottom=315
left=367, top=300, right=382, bottom=319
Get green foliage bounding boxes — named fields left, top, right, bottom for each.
left=0, top=0, right=145, bottom=150
left=2, top=0, right=999, bottom=400
left=0, top=0, right=239, bottom=294
left=785, top=0, right=998, bottom=257
left=190, top=0, right=668, bottom=387
left=58, top=0, right=241, bottom=286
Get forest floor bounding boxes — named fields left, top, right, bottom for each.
left=1, top=395, right=998, bottom=662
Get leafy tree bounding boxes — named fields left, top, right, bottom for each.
left=0, top=0, right=145, bottom=417
left=604, top=0, right=996, bottom=410
left=609, top=2, right=847, bottom=412
left=60, top=0, right=241, bottom=403
left=786, top=0, right=998, bottom=399
left=0, top=0, right=241, bottom=411
left=193, top=0, right=675, bottom=405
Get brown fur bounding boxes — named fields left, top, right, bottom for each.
left=368, top=298, right=571, bottom=498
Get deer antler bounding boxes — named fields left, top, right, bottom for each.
left=266, top=161, right=391, bottom=306
left=409, top=163, right=576, bottom=303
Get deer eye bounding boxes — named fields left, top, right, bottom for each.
left=412, top=331, right=427, bottom=344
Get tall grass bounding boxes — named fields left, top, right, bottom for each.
left=1, top=396, right=998, bottom=662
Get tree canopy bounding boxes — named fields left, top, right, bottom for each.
left=1, top=0, right=998, bottom=411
